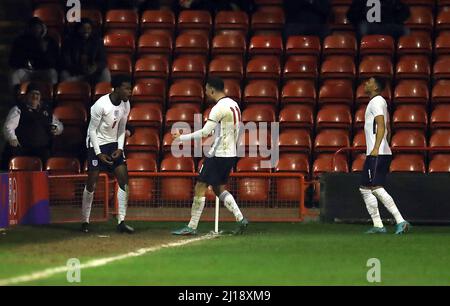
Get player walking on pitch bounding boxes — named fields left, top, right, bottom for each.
left=171, top=76, right=249, bottom=235
left=81, top=74, right=134, bottom=234
left=360, top=77, right=410, bottom=234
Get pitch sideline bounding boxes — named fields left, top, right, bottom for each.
left=0, top=234, right=215, bottom=286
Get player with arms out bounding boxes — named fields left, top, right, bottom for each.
left=171, top=76, right=249, bottom=235
left=360, top=77, right=410, bottom=234
left=81, top=74, right=134, bottom=234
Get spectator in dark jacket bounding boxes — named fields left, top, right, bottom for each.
left=60, top=18, right=111, bottom=85
left=1, top=83, right=63, bottom=170
left=347, top=0, right=410, bottom=39
left=283, top=0, right=331, bottom=39
left=9, top=17, right=59, bottom=91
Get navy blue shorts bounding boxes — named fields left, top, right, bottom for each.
left=360, top=155, right=392, bottom=187
left=87, top=142, right=126, bottom=172
left=198, top=157, right=237, bottom=186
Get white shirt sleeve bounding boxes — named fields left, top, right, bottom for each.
left=88, top=102, right=103, bottom=155
left=117, top=104, right=129, bottom=151
left=3, top=106, right=21, bottom=142
left=52, top=114, right=64, bottom=135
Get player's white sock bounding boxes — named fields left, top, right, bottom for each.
left=359, top=188, right=383, bottom=228
left=219, top=191, right=243, bottom=222
left=117, top=185, right=129, bottom=224
left=372, top=188, right=405, bottom=224
left=188, top=196, right=206, bottom=230
left=82, top=187, right=94, bottom=223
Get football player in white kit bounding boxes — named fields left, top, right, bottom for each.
left=171, top=76, right=249, bottom=235
left=360, top=77, right=410, bottom=234
left=81, top=74, right=134, bottom=234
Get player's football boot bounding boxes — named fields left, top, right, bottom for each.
left=117, top=221, right=135, bottom=234
left=81, top=222, right=89, bottom=233
left=394, top=221, right=410, bottom=235
left=171, top=225, right=197, bottom=235
left=365, top=227, right=387, bottom=234
left=232, top=217, right=249, bottom=235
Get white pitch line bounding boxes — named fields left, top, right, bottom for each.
left=0, top=234, right=214, bottom=286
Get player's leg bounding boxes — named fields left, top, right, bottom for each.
left=360, top=156, right=385, bottom=233
left=370, top=156, right=410, bottom=234
left=114, top=164, right=134, bottom=233
left=81, top=169, right=99, bottom=232
left=172, top=181, right=208, bottom=235
left=212, top=185, right=248, bottom=235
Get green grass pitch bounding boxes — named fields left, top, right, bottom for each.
left=1, top=221, right=449, bottom=285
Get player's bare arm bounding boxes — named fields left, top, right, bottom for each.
left=370, top=115, right=385, bottom=156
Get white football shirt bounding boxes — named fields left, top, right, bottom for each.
left=364, top=95, right=392, bottom=156
left=86, top=94, right=130, bottom=155
left=207, top=97, right=241, bottom=157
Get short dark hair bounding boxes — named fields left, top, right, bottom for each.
left=26, top=82, right=41, bottom=94
left=111, top=74, right=132, bottom=89
left=372, top=77, right=387, bottom=92
left=206, top=76, right=225, bottom=92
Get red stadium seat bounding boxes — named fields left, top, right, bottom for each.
left=329, top=5, right=353, bottom=31
left=390, top=154, right=426, bottom=173
left=397, top=34, right=432, bottom=56
left=171, top=56, right=206, bottom=80
left=318, top=79, right=354, bottom=105
left=93, top=82, right=112, bottom=101
left=352, top=129, right=366, bottom=151
left=316, top=105, right=352, bottom=130
left=53, top=104, right=87, bottom=127
left=281, top=80, right=316, bottom=105
left=241, top=105, right=276, bottom=124
left=238, top=130, right=272, bottom=155
left=140, top=10, right=175, bottom=36
left=430, top=129, right=450, bottom=155
left=165, top=107, right=198, bottom=130
left=125, top=128, right=160, bottom=159
left=323, top=34, right=357, bottom=57
left=175, top=33, right=209, bottom=58
left=405, top=6, right=434, bottom=33
left=127, top=158, right=157, bottom=202
left=137, top=33, right=173, bottom=59
left=432, top=80, right=450, bottom=104
left=353, top=104, right=367, bottom=130
left=132, top=81, right=165, bottom=106
left=275, top=153, right=310, bottom=201
left=393, top=80, right=429, bottom=105
left=211, top=34, right=246, bottom=60
left=9, top=156, right=43, bottom=171
left=359, top=55, right=393, bottom=79
left=45, top=157, right=80, bottom=173
left=279, top=105, right=314, bottom=130
left=395, top=55, right=430, bottom=80
left=285, top=36, right=321, bottom=59
left=283, top=57, right=318, bottom=80
left=55, top=81, right=91, bottom=107
left=208, top=58, right=244, bottom=80
left=360, top=35, right=395, bottom=57
left=429, top=154, right=450, bottom=173
left=248, top=35, right=283, bottom=58
left=160, top=156, right=195, bottom=201
left=351, top=153, right=366, bottom=172
left=355, top=80, right=392, bottom=105
left=251, top=11, right=285, bottom=34
left=320, top=55, right=356, bottom=79
left=177, top=10, right=212, bottom=36
left=391, top=130, right=427, bottom=153
left=278, top=129, right=312, bottom=153
left=392, top=105, right=428, bottom=130
left=80, top=9, right=103, bottom=29
left=314, top=129, right=350, bottom=153
left=244, top=80, right=279, bottom=105
left=236, top=157, right=271, bottom=202
left=33, top=4, right=64, bottom=32
left=433, top=56, right=450, bottom=79
left=246, top=57, right=281, bottom=81
left=214, top=11, right=249, bottom=35
left=128, top=104, right=163, bottom=129
left=103, top=33, right=135, bottom=56
left=223, top=79, right=242, bottom=103
left=312, top=153, right=349, bottom=177
left=107, top=55, right=132, bottom=76
left=436, top=6, right=450, bottom=32
left=134, top=57, right=169, bottom=81
left=431, top=104, right=450, bottom=129
left=434, top=33, right=450, bottom=56
left=168, top=80, right=204, bottom=106
left=18, top=82, right=53, bottom=102
left=105, top=9, right=138, bottom=35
